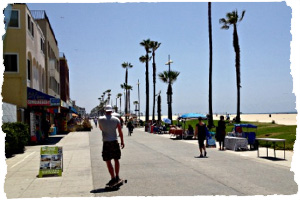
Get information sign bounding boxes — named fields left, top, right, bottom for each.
left=39, top=146, right=63, bottom=178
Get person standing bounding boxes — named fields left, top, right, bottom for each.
left=217, top=115, right=226, bottom=150
left=126, top=118, right=134, bottom=136
left=194, top=117, right=208, bottom=158
left=98, top=105, right=125, bottom=187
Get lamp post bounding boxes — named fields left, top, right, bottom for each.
left=165, top=55, right=173, bottom=124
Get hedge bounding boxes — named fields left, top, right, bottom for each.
left=2, top=122, right=30, bottom=158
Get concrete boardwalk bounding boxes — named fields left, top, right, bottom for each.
left=3, top=123, right=297, bottom=198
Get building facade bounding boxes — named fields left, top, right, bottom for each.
left=3, top=3, right=46, bottom=122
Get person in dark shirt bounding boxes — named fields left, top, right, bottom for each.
left=217, top=115, right=226, bottom=150
left=194, top=117, right=208, bottom=157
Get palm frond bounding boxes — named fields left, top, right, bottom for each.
left=239, top=10, right=246, bottom=22
left=219, top=18, right=227, bottom=24
left=221, top=25, right=230, bottom=30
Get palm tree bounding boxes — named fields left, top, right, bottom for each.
left=208, top=2, right=214, bottom=129
left=157, top=91, right=162, bottom=123
left=140, top=39, right=152, bottom=124
left=127, top=85, right=133, bottom=115
left=158, top=70, right=180, bottom=124
left=219, top=9, right=245, bottom=123
left=150, top=40, right=161, bottom=122
left=117, top=93, right=122, bottom=113
left=121, top=83, right=133, bottom=118
left=122, top=62, right=133, bottom=121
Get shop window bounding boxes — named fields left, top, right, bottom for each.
left=40, top=38, right=45, bottom=53
left=27, top=14, right=34, bottom=37
left=9, top=10, right=19, bottom=28
left=27, top=59, right=31, bottom=80
left=4, top=54, right=18, bottom=72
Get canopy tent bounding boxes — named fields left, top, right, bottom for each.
left=179, top=113, right=207, bottom=120
left=163, top=118, right=172, bottom=124
left=234, top=124, right=257, bottom=128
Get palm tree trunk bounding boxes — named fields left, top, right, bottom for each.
left=157, top=94, right=161, bottom=122
left=145, top=56, right=150, bottom=123
left=125, top=69, right=128, bottom=122
left=152, top=52, right=156, bottom=122
left=168, top=84, right=173, bottom=124
left=119, top=98, right=122, bottom=114
left=233, top=24, right=241, bottom=123
left=208, top=2, right=214, bottom=128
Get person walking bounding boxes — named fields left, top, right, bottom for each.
left=217, top=115, right=226, bottom=150
left=194, top=117, right=208, bottom=158
left=98, top=105, right=125, bottom=187
left=126, top=118, right=134, bottom=136
left=94, top=117, right=98, bottom=127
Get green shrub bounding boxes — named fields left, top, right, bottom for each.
left=2, top=122, right=30, bottom=157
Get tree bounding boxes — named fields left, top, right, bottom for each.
left=140, top=39, right=152, bottom=124
left=208, top=2, right=214, bottom=129
left=158, top=70, right=180, bottom=124
left=121, top=83, right=133, bottom=118
left=117, top=93, right=122, bottom=113
left=157, top=91, right=162, bottom=123
left=150, top=40, right=161, bottom=122
left=219, top=9, right=245, bottom=123
left=122, top=62, right=133, bottom=121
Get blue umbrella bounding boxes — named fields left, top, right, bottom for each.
left=179, top=113, right=207, bottom=119
left=163, top=118, right=172, bottom=124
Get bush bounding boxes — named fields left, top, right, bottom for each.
left=2, top=122, right=30, bottom=157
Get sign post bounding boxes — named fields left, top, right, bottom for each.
left=39, top=146, right=63, bottom=178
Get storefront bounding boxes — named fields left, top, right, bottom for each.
left=27, top=87, right=60, bottom=143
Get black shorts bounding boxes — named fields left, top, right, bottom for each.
left=198, top=139, right=205, bottom=148
left=102, top=140, right=121, bottom=161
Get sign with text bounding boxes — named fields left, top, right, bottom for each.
left=39, top=146, right=63, bottom=178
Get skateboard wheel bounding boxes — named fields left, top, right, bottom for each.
left=124, top=180, right=127, bottom=183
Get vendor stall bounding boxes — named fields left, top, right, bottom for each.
left=178, top=113, right=207, bottom=139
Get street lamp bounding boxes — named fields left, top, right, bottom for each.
left=165, top=55, right=173, bottom=123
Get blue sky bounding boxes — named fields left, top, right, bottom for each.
left=12, top=2, right=297, bottom=115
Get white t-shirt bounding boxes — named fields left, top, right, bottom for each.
left=98, top=115, right=120, bottom=142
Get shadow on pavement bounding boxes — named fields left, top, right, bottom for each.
left=43, top=136, right=64, bottom=145
left=259, top=156, right=286, bottom=161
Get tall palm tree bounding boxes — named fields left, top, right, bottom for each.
left=157, top=91, right=162, bottom=123
left=219, top=9, right=245, bottom=123
left=117, top=93, right=122, bottom=113
left=150, top=40, right=161, bottom=122
left=140, top=39, right=152, bottom=124
left=158, top=70, right=180, bottom=124
left=208, top=2, right=214, bottom=129
left=127, top=85, right=133, bottom=115
left=122, top=62, right=133, bottom=121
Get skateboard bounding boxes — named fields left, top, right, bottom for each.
left=105, top=179, right=127, bottom=191
left=194, top=156, right=208, bottom=158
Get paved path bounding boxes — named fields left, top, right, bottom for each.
left=3, top=123, right=298, bottom=198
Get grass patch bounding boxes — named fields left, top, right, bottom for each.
left=176, top=119, right=296, bottom=150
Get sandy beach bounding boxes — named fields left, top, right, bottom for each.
left=139, top=113, right=297, bottom=126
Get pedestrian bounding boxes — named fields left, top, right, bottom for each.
left=98, top=105, right=125, bottom=187
left=126, top=118, right=134, bottom=136
left=217, top=115, right=226, bottom=150
left=94, top=118, right=97, bottom=127
left=194, top=117, right=208, bottom=158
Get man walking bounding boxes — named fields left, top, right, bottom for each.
left=98, top=105, right=125, bottom=187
